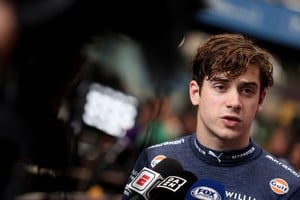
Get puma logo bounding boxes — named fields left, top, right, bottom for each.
left=208, top=150, right=223, bottom=163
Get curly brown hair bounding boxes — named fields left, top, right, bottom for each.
left=191, top=33, right=274, bottom=93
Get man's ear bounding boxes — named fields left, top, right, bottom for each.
left=257, top=90, right=267, bottom=112
left=189, top=80, right=200, bottom=106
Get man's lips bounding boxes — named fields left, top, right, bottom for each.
left=221, top=115, right=241, bottom=126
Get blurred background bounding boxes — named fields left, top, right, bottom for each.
left=0, top=0, right=300, bottom=199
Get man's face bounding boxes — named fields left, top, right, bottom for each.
left=189, top=64, right=266, bottom=148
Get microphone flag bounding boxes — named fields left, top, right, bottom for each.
left=149, top=170, right=198, bottom=200
left=128, top=167, right=163, bottom=199
left=127, top=157, right=184, bottom=200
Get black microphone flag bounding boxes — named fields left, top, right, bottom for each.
left=149, top=170, right=198, bottom=200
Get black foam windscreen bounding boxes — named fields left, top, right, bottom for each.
left=152, top=157, right=184, bottom=178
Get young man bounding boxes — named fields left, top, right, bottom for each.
left=122, top=33, right=300, bottom=199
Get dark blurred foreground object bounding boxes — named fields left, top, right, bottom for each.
left=14, top=0, right=205, bottom=88
left=0, top=0, right=205, bottom=199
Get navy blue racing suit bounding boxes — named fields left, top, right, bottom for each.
left=122, top=133, right=300, bottom=200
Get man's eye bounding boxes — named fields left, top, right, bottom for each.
left=241, top=88, right=255, bottom=96
left=214, top=84, right=226, bottom=91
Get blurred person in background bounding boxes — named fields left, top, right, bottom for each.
left=0, top=0, right=89, bottom=199
left=0, top=0, right=18, bottom=72
left=264, top=123, right=293, bottom=159
left=134, top=96, right=183, bottom=151
left=0, top=0, right=23, bottom=199
left=263, top=112, right=300, bottom=172
left=288, top=140, right=300, bottom=173
left=287, top=116, right=300, bottom=173
left=122, top=33, right=300, bottom=200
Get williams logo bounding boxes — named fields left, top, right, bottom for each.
left=269, top=178, right=289, bottom=195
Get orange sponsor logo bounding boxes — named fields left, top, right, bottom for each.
left=269, top=178, right=289, bottom=195
left=151, top=155, right=166, bottom=168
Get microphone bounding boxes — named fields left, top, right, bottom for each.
left=127, top=157, right=183, bottom=200
left=149, top=170, right=198, bottom=200
left=185, top=178, right=226, bottom=200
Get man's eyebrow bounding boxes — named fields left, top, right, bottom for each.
left=210, top=77, right=259, bottom=88
left=240, top=82, right=259, bottom=88
left=210, top=76, right=229, bottom=82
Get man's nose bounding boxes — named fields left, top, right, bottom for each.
left=226, top=89, right=242, bottom=110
